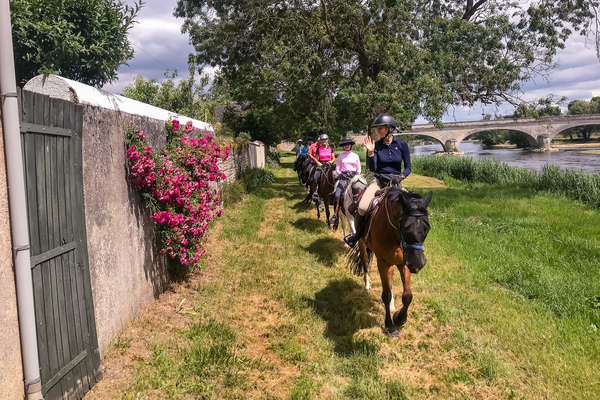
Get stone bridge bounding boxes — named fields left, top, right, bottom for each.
left=397, top=115, right=600, bottom=152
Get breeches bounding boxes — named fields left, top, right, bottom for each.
left=357, top=180, right=382, bottom=215
left=333, top=172, right=356, bottom=205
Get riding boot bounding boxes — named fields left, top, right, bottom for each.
left=344, top=213, right=367, bottom=247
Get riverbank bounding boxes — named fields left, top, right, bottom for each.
left=85, top=154, right=599, bottom=399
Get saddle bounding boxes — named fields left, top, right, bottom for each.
left=346, top=175, right=368, bottom=215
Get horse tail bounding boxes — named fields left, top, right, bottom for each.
left=347, top=243, right=372, bottom=277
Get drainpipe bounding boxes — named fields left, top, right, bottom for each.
left=0, top=1, right=43, bottom=399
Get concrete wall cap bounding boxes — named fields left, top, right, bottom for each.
left=24, top=74, right=214, bottom=133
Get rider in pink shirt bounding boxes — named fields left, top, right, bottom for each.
left=336, top=149, right=361, bottom=175
left=332, top=137, right=362, bottom=226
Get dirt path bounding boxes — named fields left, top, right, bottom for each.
left=85, top=160, right=520, bottom=399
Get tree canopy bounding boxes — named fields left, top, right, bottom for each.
left=175, top=0, right=599, bottom=141
left=11, top=0, right=141, bottom=87
left=122, top=68, right=219, bottom=123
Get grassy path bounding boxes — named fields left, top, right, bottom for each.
left=86, top=155, right=599, bottom=399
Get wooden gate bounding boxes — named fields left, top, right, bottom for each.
left=19, top=89, right=101, bottom=399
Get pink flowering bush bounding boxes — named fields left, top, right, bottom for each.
left=126, top=120, right=231, bottom=267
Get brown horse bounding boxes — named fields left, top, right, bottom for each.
left=348, top=188, right=432, bottom=336
left=315, top=163, right=336, bottom=228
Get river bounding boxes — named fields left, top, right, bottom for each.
left=411, top=141, right=600, bottom=173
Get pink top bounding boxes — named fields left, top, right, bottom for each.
left=318, top=146, right=333, bottom=162
left=336, top=151, right=361, bottom=174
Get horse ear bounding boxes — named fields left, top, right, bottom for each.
left=422, top=191, right=433, bottom=208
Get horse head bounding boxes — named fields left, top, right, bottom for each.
left=389, top=189, right=433, bottom=273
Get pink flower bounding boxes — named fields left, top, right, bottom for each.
left=172, top=120, right=180, bottom=132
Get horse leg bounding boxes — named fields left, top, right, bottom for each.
left=378, top=260, right=397, bottom=336
left=393, top=265, right=412, bottom=328
left=314, top=198, right=321, bottom=219
left=324, top=199, right=331, bottom=228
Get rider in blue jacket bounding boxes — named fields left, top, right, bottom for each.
left=344, top=113, right=411, bottom=247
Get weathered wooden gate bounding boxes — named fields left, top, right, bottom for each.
left=19, top=89, right=101, bottom=399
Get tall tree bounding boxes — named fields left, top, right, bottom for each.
left=10, top=0, right=141, bottom=87
left=175, top=0, right=598, bottom=141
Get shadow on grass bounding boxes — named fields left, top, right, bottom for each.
left=302, top=237, right=346, bottom=267
left=305, top=278, right=378, bottom=355
left=292, top=217, right=328, bottom=232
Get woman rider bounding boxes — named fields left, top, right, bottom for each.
left=344, top=113, right=411, bottom=247
left=331, top=136, right=361, bottom=225
left=309, top=133, right=335, bottom=196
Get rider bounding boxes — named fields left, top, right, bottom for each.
left=293, top=138, right=304, bottom=171
left=331, top=136, right=361, bottom=224
left=309, top=133, right=335, bottom=196
left=344, top=113, right=411, bottom=247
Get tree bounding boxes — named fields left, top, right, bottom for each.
left=10, top=0, right=141, bottom=87
left=175, top=0, right=598, bottom=143
left=565, top=97, right=600, bottom=140
left=512, top=96, right=565, bottom=119
left=122, top=68, right=222, bottom=123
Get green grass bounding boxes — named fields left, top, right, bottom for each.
left=118, top=153, right=600, bottom=400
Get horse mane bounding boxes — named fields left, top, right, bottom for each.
left=386, top=188, right=428, bottom=214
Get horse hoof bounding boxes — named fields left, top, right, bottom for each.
left=393, top=310, right=407, bottom=328
left=385, top=327, right=399, bottom=337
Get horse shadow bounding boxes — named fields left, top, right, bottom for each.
left=293, top=217, right=328, bottom=232
left=302, top=237, right=346, bottom=267
left=304, top=278, right=379, bottom=355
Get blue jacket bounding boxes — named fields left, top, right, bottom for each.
left=366, top=136, right=411, bottom=177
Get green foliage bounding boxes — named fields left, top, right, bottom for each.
left=470, top=130, right=534, bottom=148
left=122, top=69, right=220, bottom=122
left=512, top=96, right=565, bottom=119
left=237, top=132, right=252, bottom=140
left=219, top=180, right=245, bottom=208
left=412, top=155, right=600, bottom=208
left=11, top=0, right=141, bottom=87
left=266, top=151, right=281, bottom=169
left=175, top=0, right=597, bottom=144
left=240, top=168, right=275, bottom=193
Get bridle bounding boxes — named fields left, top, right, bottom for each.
left=383, top=195, right=427, bottom=251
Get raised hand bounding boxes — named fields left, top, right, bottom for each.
left=363, top=136, right=375, bottom=152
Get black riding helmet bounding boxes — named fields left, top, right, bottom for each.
left=339, top=137, right=355, bottom=147
left=372, top=113, right=396, bottom=129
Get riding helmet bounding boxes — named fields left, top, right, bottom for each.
left=339, top=137, right=355, bottom=147
left=371, top=113, right=396, bottom=129
left=297, top=138, right=303, bottom=143
left=319, top=133, right=329, bottom=141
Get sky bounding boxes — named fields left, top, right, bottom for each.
left=105, top=0, right=600, bottom=123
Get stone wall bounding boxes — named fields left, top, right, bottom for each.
left=0, top=112, right=25, bottom=399
left=219, top=143, right=250, bottom=183
left=81, top=105, right=175, bottom=356
left=81, top=106, right=254, bottom=356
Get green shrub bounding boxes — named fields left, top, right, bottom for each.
left=237, top=131, right=252, bottom=140
left=266, top=151, right=281, bottom=169
left=220, top=181, right=246, bottom=208
left=240, top=168, right=275, bottom=192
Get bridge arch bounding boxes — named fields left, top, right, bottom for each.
left=552, top=121, right=600, bottom=140
left=461, top=128, right=538, bottom=149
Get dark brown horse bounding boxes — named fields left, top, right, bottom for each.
left=348, top=188, right=432, bottom=336
left=315, top=163, right=336, bottom=228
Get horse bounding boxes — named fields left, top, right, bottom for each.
left=315, top=163, right=336, bottom=228
left=347, top=187, right=432, bottom=336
